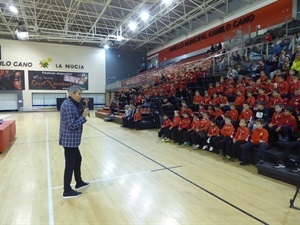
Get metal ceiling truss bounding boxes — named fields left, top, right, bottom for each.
left=0, top=0, right=258, bottom=52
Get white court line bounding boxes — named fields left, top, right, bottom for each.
left=46, top=118, right=54, bottom=225
left=0, top=114, right=12, bottom=119
left=51, top=170, right=152, bottom=190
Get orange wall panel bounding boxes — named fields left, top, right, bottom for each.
left=157, top=0, right=293, bottom=63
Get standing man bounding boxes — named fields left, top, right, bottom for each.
left=59, top=85, right=90, bottom=199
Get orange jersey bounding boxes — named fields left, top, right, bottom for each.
left=162, top=118, right=172, bottom=128
left=134, top=112, right=142, bottom=122
left=256, top=94, right=269, bottom=103
left=189, top=119, right=201, bottom=131
left=251, top=128, right=269, bottom=145
left=197, top=118, right=210, bottom=132
left=268, top=96, right=284, bottom=108
left=170, top=116, right=181, bottom=129
left=193, top=95, right=203, bottom=104
left=220, top=123, right=235, bottom=137
left=225, top=109, right=239, bottom=121
left=239, top=109, right=253, bottom=121
left=234, top=95, right=245, bottom=107
left=179, top=117, right=191, bottom=129
left=234, top=126, right=250, bottom=141
left=277, top=114, right=298, bottom=132
left=277, top=81, right=289, bottom=95
left=270, top=112, right=284, bottom=125
left=213, top=108, right=224, bottom=119
left=208, top=125, right=220, bottom=137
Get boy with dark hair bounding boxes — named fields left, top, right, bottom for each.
left=175, top=112, right=191, bottom=145
left=182, top=114, right=200, bottom=146
left=213, top=117, right=235, bottom=157
left=226, top=119, right=250, bottom=160
left=202, top=119, right=220, bottom=152
left=275, top=106, right=298, bottom=142
left=239, top=103, right=253, bottom=122
left=268, top=104, right=284, bottom=145
left=191, top=112, right=210, bottom=149
left=158, top=114, right=171, bottom=138
left=163, top=110, right=181, bottom=142
left=240, top=119, right=269, bottom=165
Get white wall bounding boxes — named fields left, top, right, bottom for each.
left=0, top=39, right=105, bottom=109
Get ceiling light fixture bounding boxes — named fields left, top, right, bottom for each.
left=162, top=0, right=173, bottom=5
left=16, top=32, right=29, bottom=40
left=104, top=44, right=109, bottom=49
left=129, top=22, right=137, bottom=31
left=9, top=5, right=18, bottom=14
left=140, top=11, right=149, bottom=22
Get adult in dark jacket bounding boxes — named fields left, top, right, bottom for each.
left=59, top=85, right=90, bottom=199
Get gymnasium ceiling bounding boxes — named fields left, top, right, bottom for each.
left=0, top=0, right=259, bottom=52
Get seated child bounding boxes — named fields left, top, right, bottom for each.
left=226, top=119, right=250, bottom=160
left=202, top=119, right=220, bottom=152
left=158, top=114, right=171, bottom=138
left=240, top=119, right=269, bottom=165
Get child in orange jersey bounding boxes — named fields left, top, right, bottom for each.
left=158, top=114, right=171, bottom=138
left=133, top=108, right=142, bottom=130
left=163, top=110, right=181, bottom=142
left=226, top=119, right=250, bottom=160
left=214, top=117, right=235, bottom=157
left=245, top=91, right=256, bottom=109
left=240, top=119, right=269, bottom=165
left=174, top=112, right=191, bottom=145
left=275, top=106, right=298, bottom=142
left=234, top=89, right=245, bottom=113
left=268, top=104, right=284, bottom=145
left=223, top=103, right=239, bottom=129
left=191, top=112, right=210, bottom=149
left=182, top=114, right=201, bottom=146
left=256, top=88, right=269, bottom=103
left=202, top=91, right=212, bottom=107
left=268, top=89, right=284, bottom=112
left=202, top=119, right=220, bottom=152
left=239, top=103, right=253, bottom=122
left=191, top=90, right=203, bottom=111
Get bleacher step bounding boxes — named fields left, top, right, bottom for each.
left=256, top=162, right=300, bottom=185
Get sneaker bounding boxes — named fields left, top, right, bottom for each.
left=209, top=146, right=214, bottom=151
left=75, top=181, right=89, bottom=190
left=162, top=137, right=170, bottom=142
left=226, top=155, right=231, bottom=160
left=257, top=160, right=264, bottom=164
left=192, top=144, right=200, bottom=150
left=219, top=150, right=223, bottom=157
left=240, top=161, right=250, bottom=166
left=202, top=145, right=208, bottom=150
left=290, top=167, right=300, bottom=173
left=63, top=190, right=82, bottom=199
left=273, top=162, right=285, bottom=169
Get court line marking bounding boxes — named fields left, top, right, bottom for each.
left=51, top=166, right=181, bottom=190
left=46, top=118, right=54, bottom=225
left=87, top=123, right=269, bottom=225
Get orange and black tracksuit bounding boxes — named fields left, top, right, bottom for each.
left=241, top=128, right=269, bottom=163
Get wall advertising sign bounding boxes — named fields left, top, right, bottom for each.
left=0, top=69, right=25, bottom=90
left=28, top=71, right=88, bottom=90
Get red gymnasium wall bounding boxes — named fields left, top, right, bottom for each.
left=155, top=0, right=293, bottom=63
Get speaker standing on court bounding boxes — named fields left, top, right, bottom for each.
left=59, top=85, right=90, bottom=199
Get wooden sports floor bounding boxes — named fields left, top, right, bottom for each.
left=0, top=111, right=299, bottom=225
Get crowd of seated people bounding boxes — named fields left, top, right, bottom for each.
left=110, top=42, right=300, bottom=173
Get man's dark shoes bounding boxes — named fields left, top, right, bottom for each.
left=75, top=181, right=90, bottom=190
left=63, top=190, right=82, bottom=199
